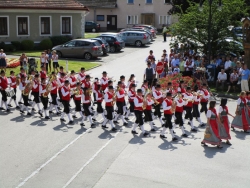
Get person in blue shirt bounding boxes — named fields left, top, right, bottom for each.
left=171, top=54, right=180, bottom=70
left=241, top=64, right=250, bottom=91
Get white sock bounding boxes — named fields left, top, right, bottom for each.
left=72, top=111, right=76, bottom=116
left=8, top=98, right=12, bottom=105
left=121, top=116, right=127, bottom=123
left=141, top=125, right=145, bottom=134
left=123, top=106, right=127, bottom=114
left=54, top=105, right=59, bottom=113
left=18, top=95, right=22, bottom=103
left=197, top=117, right=202, bottom=124
left=114, top=114, right=119, bottom=121
left=159, top=117, right=164, bottom=125
left=37, top=103, right=41, bottom=111
left=101, top=112, right=105, bottom=120
left=190, top=120, right=195, bottom=129
left=104, top=110, right=107, bottom=115
left=93, top=111, right=98, bottom=118
left=110, top=120, right=115, bottom=128
left=67, top=113, right=72, bottom=121
left=161, top=127, right=167, bottom=135
left=125, top=109, right=130, bottom=118
left=80, top=111, right=84, bottom=118
left=181, top=126, right=185, bottom=134
left=21, top=105, right=24, bottom=111
left=132, top=123, right=138, bottom=131
left=25, top=106, right=29, bottom=112
left=173, top=123, right=176, bottom=129
left=170, top=129, right=175, bottom=138
left=149, top=121, right=154, bottom=129
left=4, top=102, right=8, bottom=109
left=45, top=110, right=48, bottom=117
left=88, top=106, right=93, bottom=113
left=102, top=119, right=108, bottom=125
left=49, top=104, right=54, bottom=111
left=0, top=100, right=3, bottom=107
left=173, top=115, right=176, bottom=120
left=184, top=111, right=186, bottom=115
left=32, top=102, right=36, bottom=108
left=14, top=100, right=18, bottom=107
left=88, top=116, right=93, bottom=124
left=61, top=112, right=65, bottom=119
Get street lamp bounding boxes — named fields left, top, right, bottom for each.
left=199, top=0, right=222, bottom=65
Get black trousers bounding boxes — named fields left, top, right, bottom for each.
left=175, top=112, right=184, bottom=126
left=116, top=101, right=124, bottom=115
left=97, top=101, right=103, bottom=113
left=62, top=100, right=70, bottom=114
left=134, top=110, right=143, bottom=126
left=83, top=103, right=91, bottom=116
left=154, top=104, right=161, bottom=118
left=164, top=114, right=173, bottom=129
left=41, top=96, right=48, bottom=110
left=32, top=91, right=40, bottom=103
left=11, top=88, right=17, bottom=100
left=51, top=93, right=58, bottom=105
left=192, top=104, right=200, bottom=118
left=163, top=33, right=166, bottom=42
left=105, top=106, right=114, bottom=120
left=146, top=78, right=153, bottom=88
left=58, top=90, right=62, bottom=102
left=1, top=89, right=7, bottom=102
left=93, top=93, right=96, bottom=102
left=144, top=109, right=152, bottom=122
left=129, top=101, right=134, bottom=112
left=200, top=102, right=208, bottom=114
left=22, top=94, right=29, bottom=106
left=185, top=106, right=193, bottom=120
left=74, top=99, right=81, bottom=112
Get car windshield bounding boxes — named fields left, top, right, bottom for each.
left=234, top=28, right=242, bottom=35
left=116, top=36, right=123, bottom=42
left=93, top=41, right=101, bottom=46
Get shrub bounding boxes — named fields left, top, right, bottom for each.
left=39, top=39, right=53, bottom=50
left=0, top=41, right=5, bottom=49
left=11, top=41, right=21, bottom=50
left=21, top=40, right=34, bottom=50
left=50, top=36, right=72, bottom=46
left=4, top=44, right=16, bottom=52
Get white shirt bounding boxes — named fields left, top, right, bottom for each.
left=230, top=73, right=238, bottom=81
left=217, top=72, right=227, bottom=81
left=61, top=87, right=69, bottom=97
left=134, top=96, right=143, bottom=107
left=52, top=54, right=58, bottom=62
left=104, top=92, right=113, bottom=103
left=0, top=52, right=6, bottom=59
left=224, top=61, right=232, bottom=70
left=82, top=94, right=90, bottom=103
left=146, top=99, right=154, bottom=106
left=19, top=81, right=30, bottom=91
left=39, top=84, right=46, bottom=95
left=68, top=76, right=77, bottom=86
left=184, top=60, right=194, bottom=70
left=198, top=89, right=210, bottom=100
left=206, top=109, right=215, bottom=118
left=116, top=89, right=125, bottom=99
left=183, top=93, right=194, bottom=101
left=153, top=90, right=162, bottom=99
left=218, top=106, right=225, bottom=113
left=175, top=98, right=187, bottom=107
left=162, top=99, right=171, bottom=110
left=100, top=77, right=109, bottom=86
left=128, top=90, right=135, bottom=99
left=96, top=91, right=102, bottom=101
left=237, top=98, right=248, bottom=105
left=77, top=73, right=86, bottom=82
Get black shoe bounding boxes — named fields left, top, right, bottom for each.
left=231, top=126, right=235, bottom=131
left=60, top=118, right=66, bottom=122
left=68, top=120, right=74, bottom=125
left=201, top=141, right=208, bottom=146
left=72, top=115, right=77, bottom=119
left=244, top=130, right=249, bottom=133
left=49, top=111, right=53, bottom=114
left=0, top=107, right=4, bottom=110
left=160, top=134, right=167, bottom=139
left=80, top=123, right=85, bottom=127
left=27, top=112, right=32, bottom=116
left=20, top=110, right=24, bottom=114
left=188, top=122, right=191, bottom=125
left=57, top=107, right=61, bottom=110
left=92, top=118, right=97, bottom=122
left=111, top=127, right=117, bottom=132
left=8, top=104, right=12, bottom=107
left=172, top=137, right=178, bottom=141
left=152, top=122, right=155, bottom=125
left=45, top=116, right=50, bottom=119
left=56, top=112, right=61, bottom=116
left=182, top=133, right=188, bottom=137
left=131, top=130, right=138, bottom=134
left=200, top=123, right=206, bottom=127
left=143, top=132, right=149, bottom=137
left=125, top=117, right=129, bottom=121
left=162, top=118, right=166, bottom=121
left=191, top=128, right=197, bottom=132
left=16, top=106, right=20, bottom=109
left=91, top=107, right=94, bottom=111
left=217, top=145, right=223, bottom=149
left=28, top=99, right=32, bottom=102
left=123, top=122, right=128, bottom=126
left=226, top=140, right=232, bottom=145
left=6, top=109, right=10, bottom=112
left=173, top=130, right=176, bottom=134
left=18, top=102, right=23, bottom=105
left=91, top=124, right=95, bottom=128
left=38, top=111, right=43, bottom=117
left=102, top=125, right=108, bottom=129
left=32, top=108, right=36, bottom=111
left=151, top=128, right=156, bottom=132
left=113, top=121, right=119, bottom=124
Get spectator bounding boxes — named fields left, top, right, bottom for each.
left=20, top=53, right=28, bottom=74
left=224, top=56, right=232, bottom=81
left=194, top=56, right=201, bottom=68
left=193, top=67, right=202, bottom=80
left=144, top=62, right=155, bottom=88
left=231, top=57, right=237, bottom=68
left=184, top=55, right=194, bottom=77
left=173, top=65, right=180, bottom=74
left=145, top=50, right=155, bottom=63
left=40, top=52, right=48, bottom=68
left=162, top=24, right=168, bottom=42
left=52, top=50, right=59, bottom=73
left=216, top=69, right=227, bottom=91
left=171, top=54, right=180, bottom=70
left=227, top=69, right=238, bottom=93
left=215, top=55, right=222, bottom=67
left=0, top=49, right=6, bottom=72
left=169, top=49, right=174, bottom=60
left=236, top=61, right=241, bottom=72
left=241, top=64, right=250, bottom=91
left=179, top=57, right=185, bottom=74
left=150, top=58, right=157, bottom=71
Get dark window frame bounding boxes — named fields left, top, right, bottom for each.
left=40, top=17, right=51, bottom=35
left=0, top=17, right=8, bottom=36
left=128, top=0, right=134, bottom=4
left=146, top=0, right=153, bottom=4
left=62, top=17, right=71, bottom=35
left=18, top=17, right=29, bottom=35
left=96, top=15, right=104, bottom=21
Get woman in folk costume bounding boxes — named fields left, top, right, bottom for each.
left=201, top=100, right=223, bottom=148
left=231, top=91, right=250, bottom=133
left=218, top=98, right=234, bottom=145
left=246, top=91, right=250, bottom=125
left=143, top=92, right=156, bottom=132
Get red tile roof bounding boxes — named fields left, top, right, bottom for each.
left=0, top=0, right=89, bottom=11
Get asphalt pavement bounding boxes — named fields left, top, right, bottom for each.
left=0, top=37, right=249, bottom=188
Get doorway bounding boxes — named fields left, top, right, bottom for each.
left=107, top=15, right=117, bottom=31
left=141, top=13, right=155, bottom=26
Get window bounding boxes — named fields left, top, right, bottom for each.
left=61, top=16, right=72, bottom=35
left=40, top=17, right=51, bottom=35
left=159, top=15, right=171, bottom=25
left=65, top=41, right=75, bottom=47
left=0, top=17, right=8, bottom=36
left=164, top=0, right=171, bottom=3
left=146, top=0, right=153, bottom=4
left=17, top=16, right=29, bottom=35
left=128, top=0, right=134, bottom=3
left=127, top=15, right=138, bottom=24
left=96, top=15, right=104, bottom=21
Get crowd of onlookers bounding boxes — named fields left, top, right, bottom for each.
left=144, top=48, right=249, bottom=93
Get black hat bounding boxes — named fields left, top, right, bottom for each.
left=209, top=100, right=216, bottom=105
left=143, top=80, right=148, bottom=83
left=220, top=98, right=227, bottom=106
left=76, top=82, right=81, bottom=86
left=131, top=84, right=136, bottom=87
left=64, top=80, right=69, bottom=84
left=137, top=89, right=142, bottom=93
left=21, top=75, right=26, bottom=79
left=147, top=62, right=151, bottom=65
left=131, top=74, right=135, bottom=77
left=118, top=81, right=122, bottom=85
left=51, top=71, right=55, bottom=74
left=35, top=74, right=39, bottom=78
left=102, top=71, right=107, bottom=74
left=82, top=87, right=88, bottom=91
left=167, top=92, right=172, bottom=96
left=187, top=86, right=191, bottom=90
left=153, top=78, right=158, bottom=82
left=120, top=75, right=125, bottom=79
left=108, top=80, right=113, bottom=84
left=202, top=83, right=207, bottom=86
left=81, top=67, right=85, bottom=71
left=60, top=66, right=64, bottom=69
left=95, top=77, right=98, bottom=80
left=168, top=82, right=172, bottom=85
left=10, top=70, right=15, bottom=74
left=0, top=70, right=5, bottom=74
left=60, top=72, right=65, bottom=76
left=85, top=75, right=90, bottom=78
left=180, top=80, right=184, bottom=84
left=71, top=70, right=75, bottom=74
left=108, top=85, right=114, bottom=89
left=156, top=84, right=161, bottom=88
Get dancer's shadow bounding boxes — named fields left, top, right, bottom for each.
left=98, top=129, right=115, bottom=140
left=53, top=122, right=69, bottom=132
left=158, top=138, right=178, bottom=151
left=232, top=129, right=248, bottom=140
left=75, top=127, right=87, bottom=135
left=10, top=115, right=25, bottom=122
left=203, top=144, right=228, bottom=158
left=128, top=134, right=146, bottom=145
left=30, top=119, right=47, bottom=126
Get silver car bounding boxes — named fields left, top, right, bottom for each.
left=52, top=39, right=103, bottom=60
left=120, top=31, right=150, bottom=47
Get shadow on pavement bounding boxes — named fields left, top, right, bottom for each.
left=128, top=135, right=146, bottom=145
left=202, top=144, right=229, bottom=158
left=10, top=115, right=25, bottom=122
left=232, top=130, right=249, bottom=140
left=30, top=119, right=47, bottom=126
left=98, top=129, right=115, bottom=140
left=75, top=127, right=87, bottom=135
left=158, top=138, right=178, bottom=151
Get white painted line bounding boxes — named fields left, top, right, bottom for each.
left=16, top=118, right=105, bottom=187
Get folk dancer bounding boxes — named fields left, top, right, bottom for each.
left=39, top=78, right=50, bottom=119
left=93, top=84, right=106, bottom=120
left=231, top=91, right=250, bottom=133
left=199, top=83, right=210, bottom=115
left=160, top=92, right=178, bottom=141
left=31, top=74, right=42, bottom=116
left=81, top=75, right=93, bottom=112
left=7, top=70, right=20, bottom=109
left=57, top=72, right=65, bottom=107
left=0, top=70, right=10, bottom=111
left=201, top=100, right=223, bottom=148
left=92, top=78, right=99, bottom=104
left=131, top=89, right=149, bottom=136
left=141, top=80, right=149, bottom=97
left=60, top=80, right=74, bottom=124
left=125, top=83, right=136, bottom=119
left=17, top=67, right=27, bottom=104
left=69, top=70, right=77, bottom=103
left=82, top=87, right=95, bottom=128
left=102, top=86, right=117, bottom=132
left=143, top=92, right=156, bottom=131
left=77, top=67, right=86, bottom=86
left=49, top=72, right=60, bottom=115
left=100, top=71, right=109, bottom=92
left=192, top=91, right=205, bottom=127
left=183, top=87, right=197, bottom=132
left=152, top=84, right=164, bottom=125
left=19, top=75, right=32, bottom=115
left=113, top=81, right=128, bottom=126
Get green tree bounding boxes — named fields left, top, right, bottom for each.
left=170, top=0, right=248, bottom=57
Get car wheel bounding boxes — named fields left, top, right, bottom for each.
left=57, top=51, right=63, bottom=58
left=135, top=40, right=142, bottom=47
left=92, top=28, right=96, bottom=32
left=109, top=46, right=116, bottom=53
left=84, top=53, right=92, bottom=60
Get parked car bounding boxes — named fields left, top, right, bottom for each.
left=120, top=27, right=153, bottom=41
left=133, top=24, right=157, bottom=37
left=52, top=39, right=103, bottom=60
left=85, top=21, right=100, bottom=32
left=120, top=31, right=150, bottom=47
left=232, top=27, right=243, bottom=39
left=100, top=32, right=123, bottom=38
left=96, top=35, right=125, bottom=53
left=90, top=38, right=110, bottom=55
left=217, top=37, right=244, bottom=56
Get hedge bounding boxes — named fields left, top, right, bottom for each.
left=39, top=39, right=53, bottom=50
left=21, top=40, right=34, bottom=50
left=50, top=36, right=72, bottom=46
left=11, top=41, right=21, bottom=50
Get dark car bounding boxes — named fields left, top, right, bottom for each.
left=52, top=39, right=103, bottom=60
left=96, top=35, right=125, bottom=53
left=90, top=38, right=110, bottom=55
left=85, top=21, right=100, bottom=32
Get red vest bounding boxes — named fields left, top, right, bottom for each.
left=116, top=88, right=125, bottom=102
left=154, top=90, right=163, bottom=103
left=41, top=84, right=46, bottom=92
left=21, top=81, right=26, bottom=87
left=82, top=80, right=90, bottom=89
left=51, top=81, right=58, bottom=94
left=148, top=55, right=154, bottom=61
left=61, top=86, right=70, bottom=101
left=186, top=60, right=193, bottom=71
left=163, top=99, right=173, bottom=114
left=79, top=73, right=86, bottom=84
left=146, top=99, right=153, bottom=110
left=101, top=77, right=108, bottom=90
left=58, top=78, right=65, bottom=89
left=0, top=77, right=8, bottom=90
left=185, top=93, right=193, bottom=107
left=40, top=71, right=46, bottom=79
left=83, top=94, right=90, bottom=104
left=128, top=80, right=135, bottom=89
left=134, top=96, right=143, bottom=111
left=97, top=91, right=103, bottom=102
left=32, top=80, right=40, bottom=92
left=129, top=89, right=136, bottom=102
left=70, top=76, right=77, bottom=88
left=93, top=82, right=98, bottom=91
left=74, top=89, right=83, bottom=101
left=201, top=89, right=209, bottom=102
left=10, top=76, right=16, bottom=89
left=121, top=82, right=126, bottom=89
left=105, top=92, right=113, bottom=106
left=193, top=96, right=200, bottom=105
left=19, top=72, right=26, bottom=78
left=180, top=87, right=186, bottom=94
left=175, top=99, right=184, bottom=112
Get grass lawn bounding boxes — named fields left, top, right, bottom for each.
left=5, top=60, right=100, bottom=77
left=7, top=51, right=43, bottom=57
left=84, top=33, right=100, bottom=39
